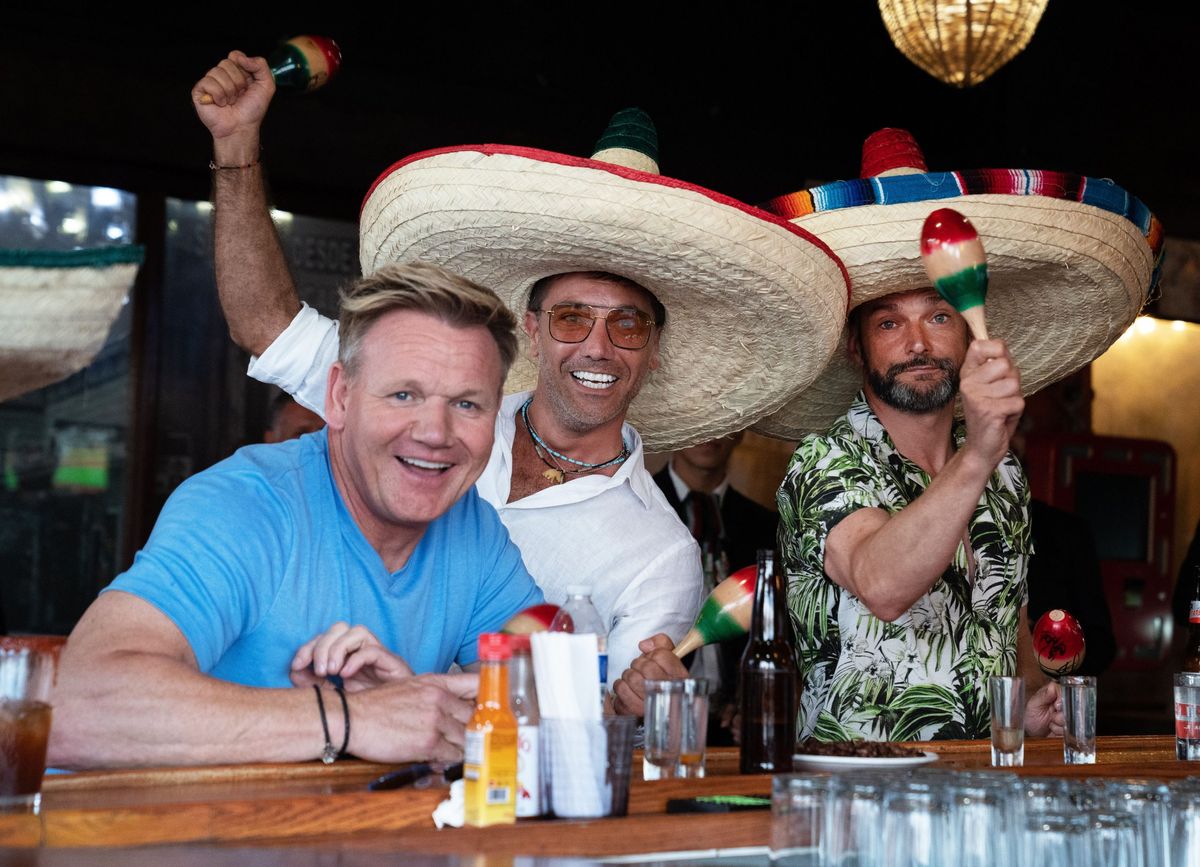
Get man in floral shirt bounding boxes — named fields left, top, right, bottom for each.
left=779, top=288, right=1063, bottom=742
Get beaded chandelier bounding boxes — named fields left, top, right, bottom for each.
left=878, top=0, right=1050, bottom=88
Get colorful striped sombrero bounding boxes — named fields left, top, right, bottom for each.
left=357, top=110, right=850, bottom=452
left=1, top=246, right=143, bottom=403
left=753, top=128, right=1163, bottom=439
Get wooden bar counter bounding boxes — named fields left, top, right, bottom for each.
left=0, top=736, right=1192, bottom=860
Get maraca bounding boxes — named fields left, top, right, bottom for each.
left=920, top=208, right=989, bottom=340
left=672, top=565, right=756, bottom=657
left=1032, top=608, right=1087, bottom=676
left=198, top=35, right=342, bottom=105
left=502, top=603, right=559, bottom=635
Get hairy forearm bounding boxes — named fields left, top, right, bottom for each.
left=833, top=448, right=995, bottom=620
left=211, top=134, right=302, bottom=357
left=49, top=649, right=326, bottom=769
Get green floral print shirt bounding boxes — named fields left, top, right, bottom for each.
left=778, top=393, right=1032, bottom=743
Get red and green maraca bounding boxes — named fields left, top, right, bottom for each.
left=198, top=35, right=342, bottom=105
left=672, top=565, right=757, bottom=657
left=1032, top=609, right=1087, bottom=676
left=502, top=603, right=559, bottom=635
left=920, top=208, right=989, bottom=340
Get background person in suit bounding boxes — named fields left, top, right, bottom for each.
left=653, top=432, right=778, bottom=744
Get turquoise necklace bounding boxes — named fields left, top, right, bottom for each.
left=519, top=397, right=630, bottom=484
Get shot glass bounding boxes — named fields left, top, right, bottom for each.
left=1061, top=675, right=1097, bottom=765
left=0, top=642, right=57, bottom=814
left=1175, top=672, right=1200, bottom=761
left=642, top=678, right=708, bottom=780
left=989, top=675, right=1025, bottom=767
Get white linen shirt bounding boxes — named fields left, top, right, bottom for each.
left=247, top=303, right=704, bottom=683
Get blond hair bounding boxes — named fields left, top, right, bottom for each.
left=338, top=262, right=518, bottom=377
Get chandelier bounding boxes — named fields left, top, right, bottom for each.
left=878, top=0, right=1050, bottom=88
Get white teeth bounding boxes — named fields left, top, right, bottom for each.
left=400, top=457, right=451, bottom=470
left=572, top=371, right=616, bottom=389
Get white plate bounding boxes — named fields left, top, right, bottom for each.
left=790, top=751, right=939, bottom=772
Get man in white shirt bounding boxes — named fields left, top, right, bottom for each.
left=192, top=50, right=849, bottom=686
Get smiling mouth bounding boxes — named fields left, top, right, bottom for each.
left=398, top=456, right=452, bottom=472
left=571, top=371, right=617, bottom=390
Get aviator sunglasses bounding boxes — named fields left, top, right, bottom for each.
left=537, top=303, right=656, bottom=350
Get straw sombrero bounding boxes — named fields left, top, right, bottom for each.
left=0, top=246, right=143, bottom=403
left=358, top=109, right=850, bottom=452
left=753, top=128, right=1164, bottom=439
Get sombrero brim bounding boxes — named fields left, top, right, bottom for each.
left=753, top=169, right=1163, bottom=439
left=0, top=247, right=144, bottom=404
left=359, top=145, right=851, bottom=452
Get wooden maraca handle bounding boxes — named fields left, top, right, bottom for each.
left=961, top=306, right=988, bottom=341
left=672, top=630, right=704, bottom=658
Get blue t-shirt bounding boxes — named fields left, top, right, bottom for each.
left=107, top=429, right=542, bottom=687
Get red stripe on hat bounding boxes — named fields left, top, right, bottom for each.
left=361, top=144, right=850, bottom=300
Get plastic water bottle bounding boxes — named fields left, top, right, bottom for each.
left=549, top=586, right=609, bottom=700
left=507, top=634, right=541, bottom=817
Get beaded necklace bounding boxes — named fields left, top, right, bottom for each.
left=519, top=397, right=630, bottom=484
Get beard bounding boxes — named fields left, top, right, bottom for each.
left=867, top=355, right=959, bottom=414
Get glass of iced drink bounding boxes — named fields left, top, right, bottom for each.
left=0, top=639, right=58, bottom=814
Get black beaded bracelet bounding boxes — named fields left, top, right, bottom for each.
left=333, top=685, right=350, bottom=759
left=313, top=684, right=337, bottom=764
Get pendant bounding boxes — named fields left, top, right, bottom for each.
left=542, top=468, right=565, bottom=485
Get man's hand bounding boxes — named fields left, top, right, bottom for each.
left=958, top=337, right=1024, bottom=472
left=611, top=633, right=689, bottom=717
left=290, top=622, right=413, bottom=692
left=1024, top=680, right=1065, bottom=737
left=192, top=50, right=275, bottom=160
left=346, top=673, right=478, bottom=763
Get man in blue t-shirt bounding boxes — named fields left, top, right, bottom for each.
left=49, top=263, right=543, bottom=769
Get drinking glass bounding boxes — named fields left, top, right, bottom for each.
left=1175, top=673, right=1200, bottom=761
left=989, top=675, right=1025, bottom=767
left=0, top=643, right=57, bottom=814
left=771, top=773, right=835, bottom=866
left=1061, top=675, right=1097, bottom=764
left=642, top=678, right=708, bottom=780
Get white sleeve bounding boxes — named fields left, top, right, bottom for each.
left=605, top=537, right=703, bottom=686
left=246, top=303, right=340, bottom=419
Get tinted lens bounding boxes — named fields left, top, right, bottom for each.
left=547, top=304, right=596, bottom=343
left=605, top=308, right=653, bottom=348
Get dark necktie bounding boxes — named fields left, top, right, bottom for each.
left=685, top=491, right=722, bottom=553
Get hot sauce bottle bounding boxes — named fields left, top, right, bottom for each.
left=464, top=633, right=518, bottom=827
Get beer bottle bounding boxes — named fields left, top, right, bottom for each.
left=739, top=549, right=798, bottom=774
left=1184, top=568, right=1200, bottom=672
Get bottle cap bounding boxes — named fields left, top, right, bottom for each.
left=477, top=632, right=512, bottom=661
left=506, top=634, right=532, bottom=653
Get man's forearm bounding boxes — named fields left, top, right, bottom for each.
left=211, top=134, right=302, bottom=357
left=49, top=650, right=327, bottom=769
left=831, top=448, right=995, bottom=620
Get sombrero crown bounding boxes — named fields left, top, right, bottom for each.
left=358, top=110, right=850, bottom=452
left=754, top=128, right=1163, bottom=439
